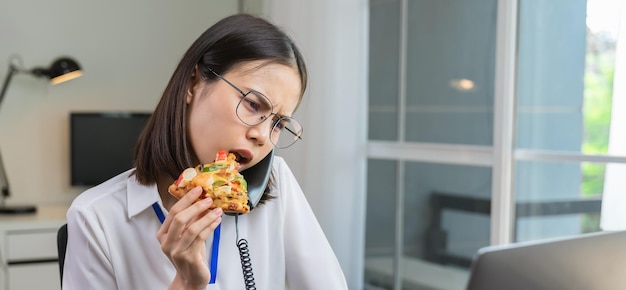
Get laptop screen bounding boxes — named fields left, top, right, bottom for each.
left=466, top=230, right=626, bottom=290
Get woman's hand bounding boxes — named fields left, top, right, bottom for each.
left=157, top=187, right=223, bottom=290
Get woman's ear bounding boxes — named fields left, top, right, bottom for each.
left=187, top=65, right=200, bottom=104
left=186, top=89, right=193, bottom=104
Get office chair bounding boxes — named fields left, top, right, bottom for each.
left=57, top=223, right=68, bottom=287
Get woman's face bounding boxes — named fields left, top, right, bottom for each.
left=186, top=61, right=302, bottom=171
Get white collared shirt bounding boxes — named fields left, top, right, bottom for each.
left=62, top=156, right=347, bottom=290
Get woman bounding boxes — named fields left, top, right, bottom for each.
left=63, top=14, right=347, bottom=290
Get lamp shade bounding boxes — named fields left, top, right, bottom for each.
left=31, top=57, right=83, bottom=85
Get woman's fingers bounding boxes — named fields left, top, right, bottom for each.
left=170, top=186, right=205, bottom=213
left=158, top=187, right=213, bottom=248
left=157, top=187, right=224, bottom=255
left=168, top=197, right=213, bottom=240
left=159, top=186, right=203, bottom=233
left=176, top=207, right=223, bottom=250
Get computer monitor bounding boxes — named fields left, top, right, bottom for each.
left=466, top=230, right=626, bottom=290
left=70, top=112, right=151, bottom=186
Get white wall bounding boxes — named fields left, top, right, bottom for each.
left=2, top=1, right=367, bottom=288
left=0, top=1, right=237, bottom=206
left=260, top=1, right=369, bottom=289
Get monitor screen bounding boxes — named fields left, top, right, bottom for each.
left=70, top=112, right=151, bottom=186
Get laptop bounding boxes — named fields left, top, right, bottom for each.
left=466, top=230, right=626, bottom=290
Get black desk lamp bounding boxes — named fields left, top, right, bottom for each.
left=0, top=56, right=83, bottom=214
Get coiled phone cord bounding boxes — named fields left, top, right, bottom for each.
left=235, top=215, right=257, bottom=290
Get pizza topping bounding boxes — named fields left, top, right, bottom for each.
left=215, top=149, right=228, bottom=162
left=202, top=163, right=226, bottom=172
left=174, top=167, right=198, bottom=187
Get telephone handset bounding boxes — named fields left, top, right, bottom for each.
left=237, top=148, right=274, bottom=214
left=227, top=149, right=274, bottom=290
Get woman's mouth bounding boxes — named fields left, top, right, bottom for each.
left=229, top=150, right=252, bottom=165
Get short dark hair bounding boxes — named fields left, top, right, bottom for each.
left=133, top=14, right=307, bottom=187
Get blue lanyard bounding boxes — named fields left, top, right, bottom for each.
left=152, top=202, right=220, bottom=284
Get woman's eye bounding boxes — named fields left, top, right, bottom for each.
left=273, top=117, right=286, bottom=131
left=243, top=97, right=261, bottom=112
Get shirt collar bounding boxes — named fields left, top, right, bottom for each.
left=126, top=172, right=162, bottom=220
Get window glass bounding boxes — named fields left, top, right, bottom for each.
left=514, top=0, right=626, bottom=242
left=369, top=0, right=400, bottom=141
left=364, top=159, right=398, bottom=256
left=514, top=160, right=606, bottom=242
left=404, top=0, right=497, bottom=145
left=516, top=0, right=621, bottom=155
left=364, top=159, right=489, bottom=289
left=364, top=159, right=398, bottom=289
left=369, top=0, right=497, bottom=145
left=404, top=162, right=492, bottom=265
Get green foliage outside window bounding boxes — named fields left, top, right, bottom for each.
left=581, top=29, right=615, bottom=232
left=582, top=50, right=613, bottom=196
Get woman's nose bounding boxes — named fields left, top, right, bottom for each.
left=246, top=120, right=272, bottom=146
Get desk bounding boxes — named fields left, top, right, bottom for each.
left=0, top=205, right=68, bottom=290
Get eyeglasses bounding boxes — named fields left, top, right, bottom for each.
left=207, top=67, right=303, bottom=149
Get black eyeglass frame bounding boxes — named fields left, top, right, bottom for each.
left=206, top=67, right=303, bottom=149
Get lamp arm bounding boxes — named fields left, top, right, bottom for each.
left=0, top=64, right=18, bottom=109
left=0, top=149, right=8, bottom=200
left=0, top=65, right=17, bottom=200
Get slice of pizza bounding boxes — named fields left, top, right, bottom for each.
left=168, top=150, right=250, bottom=214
